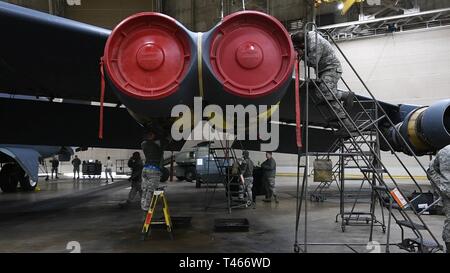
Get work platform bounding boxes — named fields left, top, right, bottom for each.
left=293, top=23, right=443, bottom=253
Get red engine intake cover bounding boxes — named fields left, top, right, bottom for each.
left=209, top=11, right=295, bottom=98
left=104, top=12, right=191, bottom=100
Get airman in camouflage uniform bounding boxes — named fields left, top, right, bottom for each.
left=261, top=152, right=278, bottom=203
left=291, top=31, right=355, bottom=131
left=140, top=130, right=164, bottom=215
left=427, top=145, right=450, bottom=253
left=119, top=152, right=143, bottom=208
left=240, top=150, right=255, bottom=208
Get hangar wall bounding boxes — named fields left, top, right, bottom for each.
left=337, top=26, right=450, bottom=105
left=335, top=27, right=450, bottom=176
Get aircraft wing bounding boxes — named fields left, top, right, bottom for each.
left=0, top=97, right=185, bottom=151
left=239, top=79, right=449, bottom=155
left=0, top=146, right=40, bottom=182
left=234, top=124, right=341, bottom=154
left=235, top=79, right=401, bottom=155
left=0, top=1, right=116, bottom=103
left=279, top=78, right=401, bottom=125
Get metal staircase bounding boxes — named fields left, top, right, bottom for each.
left=309, top=128, right=371, bottom=202
left=294, top=23, right=443, bottom=253
left=309, top=108, right=377, bottom=200
left=335, top=129, right=388, bottom=236
left=204, top=139, right=248, bottom=213
left=310, top=98, right=388, bottom=235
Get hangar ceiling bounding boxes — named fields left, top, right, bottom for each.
left=4, top=0, right=450, bottom=31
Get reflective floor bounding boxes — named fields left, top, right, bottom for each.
left=0, top=177, right=446, bottom=253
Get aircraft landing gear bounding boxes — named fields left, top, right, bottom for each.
left=0, top=163, right=37, bottom=193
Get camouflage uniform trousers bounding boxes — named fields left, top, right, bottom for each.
left=443, top=199, right=450, bottom=244
left=244, top=177, right=254, bottom=203
left=127, top=179, right=142, bottom=203
left=312, top=68, right=347, bottom=121
left=73, top=166, right=80, bottom=178
left=141, top=168, right=161, bottom=211
left=428, top=168, right=450, bottom=243
left=264, top=176, right=276, bottom=199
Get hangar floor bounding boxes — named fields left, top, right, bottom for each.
left=0, top=177, right=445, bottom=253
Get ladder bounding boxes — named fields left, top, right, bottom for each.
left=334, top=103, right=387, bottom=235
left=141, top=187, right=173, bottom=241
left=39, top=158, right=50, bottom=181
left=207, top=139, right=248, bottom=213
left=309, top=112, right=376, bottom=202
left=295, top=23, right=442, bottom=253
left=309, top=102, right=387, bottom=234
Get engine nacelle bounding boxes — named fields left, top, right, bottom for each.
left=201, top=11, right=295, bottom=107
left=103, top=12, right=198, bottom=118
left=382, top=99, right=450, bottom=155
left=102, top=11, right=294, bottom=129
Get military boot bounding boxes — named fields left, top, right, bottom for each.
left=335, top=118, right=358, bottom=137
left=274, top=194, right=279, bottom=204
left=118, top=200, right=130, bottom=209
left=141, top=210, right=148, bottom=223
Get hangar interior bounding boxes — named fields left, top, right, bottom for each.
left=0, top=0, right=450, bottom=253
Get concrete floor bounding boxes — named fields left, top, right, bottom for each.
left=0, top=177, right=446, bottom=253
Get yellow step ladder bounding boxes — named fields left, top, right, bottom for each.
left=141, top=187, right=173, bottom=240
